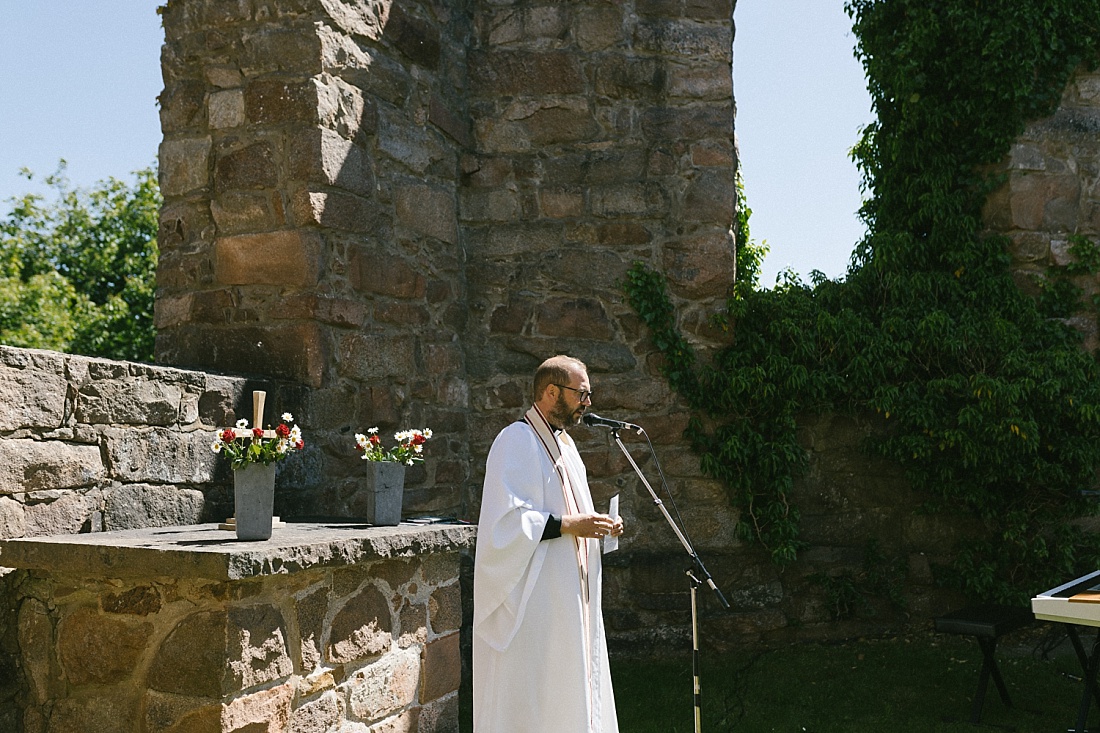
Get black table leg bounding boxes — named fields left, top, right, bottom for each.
left=1067, top=626, right=1100, bottom=733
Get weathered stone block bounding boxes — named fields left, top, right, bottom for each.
left=227, top=604, right=294, bottom=690
left=211, top=191, right=285, bottom=234
left=57, top=606, right=152, bottom=685
left=0, top=440, right=103, bottom=495
left=0, top=361, right=66, bottom=431
left=215, top=230, right=320, bottom=286
left=104, top=427, right=216, bottom=484
left=142, top=691, right=221, bottom=733
left=288, top=691, right=341, bottom=733
left=396, top=184, right=458, bottom=243
left=208, top=89, right=245, bottom=129
left=662, top=229, right=736, bottom=298
left=345, top=648, right=420, bottom=721
left=0, top=495, right=25, bottom=538
left=634, top=21, right=730, bottom=58
left=429, top=92, right=472, bottom=147
left=46, top=697, right=133, bottom=733
left=535, top=298, right=614, bottom=339
left=378, top=107, right=451, bottom=175
left=22, top=491, right=101, bottom=536
left=590, top=182, right=666, bottom=217
left=642, top=104, right=734, bottom=140
left=510, top=99, right=600, bottom=145
left=319, top=0, right=387, bottom=41
left=287, top=128, right=375, bottom=196
left=428, top=583, right=461, bottom=634
left=158, top=324, right=327, bottom=387
left=317, top=75, right=372, bottom=140
left=77, top=378, right=182, bottom=426
left=159, top=79, right=206, bottom=133
left=388, top=4, right=441, bottom=70
left=329, top=583, right=393, bottom=663
left=215, top=140, right=279, bottom=191
left=103, top=584, right=162, bottom=616
left=103, top=484, right=206, bottom=530
left=420, top=632, right=461, bottom=702
left=596, top=56, right=666, bottom=99
left=683, top=170, right=734, bottom=223
left=245, top=78, right=319, bottom=125
left=338, top=334, right=417, bottom=382
left=469, top=51, right=585, bottom=96
left=147, top=610, right=229, bottom=698
left=575, top=7, right=623, bottom=51
left=221, top=682, right=294, bottom=732
left=18, top=598, right=52, bottom=704
left=159, top=137, right=212, bottom=196
left=294, top=190, right=384, bottom=233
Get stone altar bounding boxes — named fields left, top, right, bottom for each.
left=0, top=521, right=475, bottom=732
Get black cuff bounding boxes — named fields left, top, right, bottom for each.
left=541, top=514, right=562, bottom=541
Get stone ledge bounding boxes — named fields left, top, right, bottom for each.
left=0, top=521, right=476, bottom=581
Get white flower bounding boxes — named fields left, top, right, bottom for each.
left=368, top=427, right=379, bottom=434
left=423, top=428, right=433, bottom=439
left=414, top=444, right=423, bottom=454
left=236, top=418, right=249, bottom=429
left=211, top=439, right=223, bottom=453
left=282, top=412, right=293, bottom=422
left=355, top=433, right=368, bottom=447
left=276, top=440, right=288, bottom=454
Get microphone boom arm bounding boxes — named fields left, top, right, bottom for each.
left=609, top=427, right=730, bottom=609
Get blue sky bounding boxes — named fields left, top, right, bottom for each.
left=0, top=1, right=872, bottom=286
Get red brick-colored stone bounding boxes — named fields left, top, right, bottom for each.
left=420, top=632, right=461, bottom=702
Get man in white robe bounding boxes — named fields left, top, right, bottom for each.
left=473, top=355, right=623, bottom=733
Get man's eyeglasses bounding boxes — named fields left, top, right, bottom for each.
left=554, top=384, right=592, bottom=402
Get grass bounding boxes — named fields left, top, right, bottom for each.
left=611, top=626, right=1092, bottom=732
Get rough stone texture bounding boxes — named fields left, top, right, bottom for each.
left=0, top=345, right=292, bottom=538
left=987, top=67, right=1100, bottom=351
left=1, top=523, right=471, bottom=731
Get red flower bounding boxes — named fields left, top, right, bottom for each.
left=411, top=433, right=426, bottom=446
left=253, top=427, right=264, bottom=439
left=370, top=435, right=381, bottom=446
left=295, top=440, right=304, bottom=450
left=275, top=423, right=291, bottom=438
left=220, top=429, right=236, bottom=443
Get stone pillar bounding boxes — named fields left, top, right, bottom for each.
left=154, top=0, right=473, bottom=514
left=460, top=0, right=740, bottom=649
left=984, top=67, right=1100, bottom=351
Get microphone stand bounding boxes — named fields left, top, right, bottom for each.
left=606, top=426, right=730, bottom=733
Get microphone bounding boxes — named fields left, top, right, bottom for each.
left=582, top=412, right=642, bottom=433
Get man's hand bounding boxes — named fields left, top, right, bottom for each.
left=561, top=513, right=624, bottom=539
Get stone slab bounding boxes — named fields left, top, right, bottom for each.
left=0, top=522, right=475, bottom=581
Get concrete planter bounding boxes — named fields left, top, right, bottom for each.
left=233, top=462, right=277, bottom=540
left=361, top=461, right=405, bottom=526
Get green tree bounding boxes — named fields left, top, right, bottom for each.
left=0, top=163, right=160, bottom=362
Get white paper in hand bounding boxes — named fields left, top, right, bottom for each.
left=603, top=494, right=619, bottom=554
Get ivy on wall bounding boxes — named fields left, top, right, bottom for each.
left=626, top=0, right=1100, bottom=602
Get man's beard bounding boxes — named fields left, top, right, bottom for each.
left=548, top=392, right=584, bottom=428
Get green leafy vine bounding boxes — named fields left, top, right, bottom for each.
left=626, top=0, right=1100, bottom=601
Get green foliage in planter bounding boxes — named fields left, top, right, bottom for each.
left=625, top=0, right=1100, bottom=602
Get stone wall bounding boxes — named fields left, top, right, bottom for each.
left=0, top=344, right=309, bottom=539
